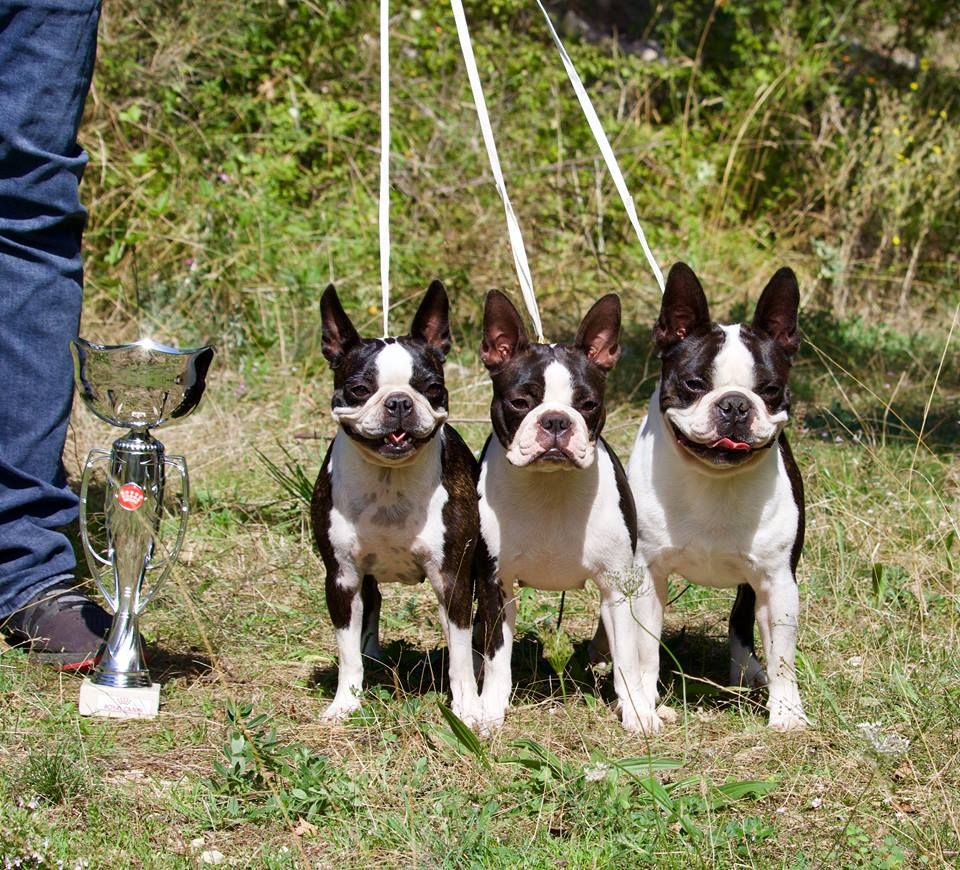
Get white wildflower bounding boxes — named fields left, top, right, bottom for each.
left=857, top=721, right=910, bottom=755
left=584, top=761, right=610, bottom=782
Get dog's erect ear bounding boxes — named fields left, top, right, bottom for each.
left=575, top=293, right=621, bottom=372
left=320, top=284, right=361, bottom=368
left=654, top=262, right=711, bottom=351
left=753, top=267, right=800, bottom=358
left=480, top=290, right=529, bottom=370
left=409, top=279, right=452, bottom=360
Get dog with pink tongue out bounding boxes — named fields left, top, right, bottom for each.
left=616, top=261, right=809, bottom=732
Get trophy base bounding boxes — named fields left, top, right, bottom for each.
left=78, top=677, right=161, bottom=719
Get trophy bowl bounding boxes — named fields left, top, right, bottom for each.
left=72, top=337, right=214, bottom=431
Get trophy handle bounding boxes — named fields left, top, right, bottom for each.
left=79, top=448, right=118, bottom=611
left=137, top=454, right=189, bottom=613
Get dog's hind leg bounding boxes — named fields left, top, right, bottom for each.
left=476, top=555, right=515, bottom=734
left=729, top=583, right=768, bottom=690
left=587, top=619, right=610, bottom=667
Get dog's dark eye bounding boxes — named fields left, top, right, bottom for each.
left=348, top=384, right=372, bottom=401
left=509, top=396, right=531, bottom=412
left=426, top=382, right=445, bottom=400
left=760, top=384, right=781, bottom=400
left=579, top=400, right=599, bottom=414
left=683, top=378, right=708, bottom=393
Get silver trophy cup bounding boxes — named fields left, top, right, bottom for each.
left=71, top=337, right=214, bottom=718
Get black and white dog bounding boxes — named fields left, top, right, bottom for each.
left=624, top=262, right=808, bottom=731
left=310, top=281, right=482, bottom=725
left=474, top=290, right=647, bottom=732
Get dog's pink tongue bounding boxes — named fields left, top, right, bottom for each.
left=388, top=431, right=407, bottom=445
left=711, top=437, right=751, bottom=451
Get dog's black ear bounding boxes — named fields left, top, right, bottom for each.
left=654, top=262, right=711, bottom=352
left=575, top=293, right=621, bottom=372
left=321, top=284, right=361, bottom=368
left=480, top=290, right=529, bottom=370
left=753, top=268, right=800, bottom=358
left=410, top=279, right=451, bottom=360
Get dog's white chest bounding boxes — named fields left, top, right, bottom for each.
left=629, top=409, right=799, bottom=588
left=479, top=439, right=632, bottom=590
left=327, top=433, right=447, bottom=584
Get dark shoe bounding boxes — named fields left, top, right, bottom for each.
left=1, top=581, right=111, bottom=671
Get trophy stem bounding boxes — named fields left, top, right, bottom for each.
left=89, top=429, right=164, bottom=690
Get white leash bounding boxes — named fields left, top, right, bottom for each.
left=379, top=0, right=391, bottom=336
left=534, top=0, right=666, bottom=295
left=449, top=0, right=545, bottom=342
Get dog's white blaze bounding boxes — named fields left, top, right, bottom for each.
left=712, top=325, right=756, bottom=390
left=375, top=342, right=415, bottom=387
left=542, top=360, right=574, bottom=406
left=503, top=360, right=594, bottom=468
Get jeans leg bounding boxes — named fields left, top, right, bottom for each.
left=0, top=0, right=101, bottom=617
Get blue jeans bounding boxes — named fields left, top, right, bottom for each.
left=0, top=0, right=101, bottom=617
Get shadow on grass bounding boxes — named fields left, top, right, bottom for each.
left=145, top=645, right=215, bottom=683
left=306, top=629, right=767, bottom=721
left=306, top=638, right=454, bottom=699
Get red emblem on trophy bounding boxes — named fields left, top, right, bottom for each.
left=117, top=482, right=146, bottom=511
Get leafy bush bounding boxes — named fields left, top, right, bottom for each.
left=81, top=1, right=958, bottom=360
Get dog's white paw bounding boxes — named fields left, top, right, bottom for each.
left=620, top=705, right=662, bottom=735
left=768, top=711, right=809, bottom=732
left=322, top=695, right=361, bottom=722
left=452, top=698, right=485, bottom=732
left=656, top=704, right=679, bottom=724
left=768, top=696, right=809, bottom=731
left=475, top=697, right=507, bottom=736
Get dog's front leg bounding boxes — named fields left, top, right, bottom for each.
left=598, top=587, right=647, bottom=733
left=429, top=558, right=482, bottom=729
left=323, top=566, right=365, bottom=721
left=755, top=572, right=808, bottom=731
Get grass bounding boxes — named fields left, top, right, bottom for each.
left=3, top=338, right=958, bottom=866
left=2, top=0, right=959, bottom=866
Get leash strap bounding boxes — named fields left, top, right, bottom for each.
left=449, top=0, right=545, bottom=341
left=379, top=0, right=391, bottom=336
left=535, top=0, right=665, bottom=294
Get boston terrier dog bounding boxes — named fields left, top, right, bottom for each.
left=474, top=289, right=646, bottom=732
left=310, top=281, right=482, bottom=726
left=623, top=261, right=807, bottom=731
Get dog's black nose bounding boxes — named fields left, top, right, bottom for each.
left=540, top=412, right=571, bottom=435
left=384, top=393, right=414, bottom=418
left=715, top=392, right=751, bottom=421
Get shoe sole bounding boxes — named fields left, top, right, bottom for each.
left=27, top=651, right=102, bottom=672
